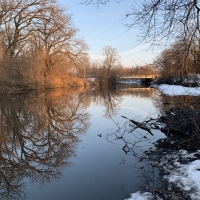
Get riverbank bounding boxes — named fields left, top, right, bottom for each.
left=0, top=76, right=101, bottom=94
left=126, top=84, right=200, bottom=200
left=0, top=74, right=122, bottom=94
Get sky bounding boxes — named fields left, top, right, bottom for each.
left=58, top=0, right=161, bottom=68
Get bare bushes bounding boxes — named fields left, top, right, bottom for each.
left=0, top=57, right=89, bottom=93
left=0, top=0, right=89, bottom=93
left=0, top=56, right=44, bottom=92
left=44, top=75, right=88, bottom=89
left=157, top=108, right=200, bottom=150
left=123, top=108, right=200, bottom=150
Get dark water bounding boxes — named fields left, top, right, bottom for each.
left=0, top=87, right=167, bottom=200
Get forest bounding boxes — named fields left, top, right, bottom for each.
left=2, top=0, right=200, bottom=93
left=0, top=0, right=89, bottom=92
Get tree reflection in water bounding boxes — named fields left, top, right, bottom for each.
left=0, top=89, right=90, bottom=199
left=79, top=88, right=122, bottom=119
left=0, top=86, right=163, bottom=199
left=106, top=116, right=162, bottom=197
left=103, top=87, right=164, bottom=197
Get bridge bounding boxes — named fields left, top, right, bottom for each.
left=119, top=75, right=161, bottom=80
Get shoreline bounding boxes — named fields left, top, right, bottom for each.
left=126, top=83, right=200, bottom=200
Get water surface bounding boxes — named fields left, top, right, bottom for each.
left=0, top=87, right=166, bottom=200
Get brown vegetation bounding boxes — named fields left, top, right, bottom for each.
left=0, top=88, right=91, bottom=199
left=0, top=0, right=89, bottom=93
left=154, top=38, right=200, bottom=83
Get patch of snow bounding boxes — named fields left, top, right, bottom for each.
left=159, top=150, right=200, bottom=199
left=128, top=148, right=200, bottom=200
left=125, top=191, right=159, bottom=200
left=158, top=84, right=200, bottom=96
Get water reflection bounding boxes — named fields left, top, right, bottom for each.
left=117, top=86, right=159, bottom=99
left=0, top=86, right=163, bottom=200
left=154, top=93, right=200, bottom=114
left=105, top=109, right=163, bottom=199
left=0, top=90, right=90, bottom=199
left=80, top=88, right=122, bottom=118
left=81, top=86, right=159, bottom=119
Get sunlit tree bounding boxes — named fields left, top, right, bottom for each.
left=0, top=0, right=89, bottom=87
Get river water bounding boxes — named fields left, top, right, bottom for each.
left=0, top=86, right=168, bottom=200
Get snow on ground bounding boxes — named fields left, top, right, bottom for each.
left=125, top=84, right=200, bottom=200
left=125, top=191, right=158, bottom=200
left=158, top=84, right=200, bottom=96
left=159, top=150, right=200, bottom=200
left=126, top=150, right=200, bottom=200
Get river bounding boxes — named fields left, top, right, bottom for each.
left=0, top=86, right=168, bottom=200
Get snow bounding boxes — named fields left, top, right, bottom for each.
left=125, top=191, right=156, bottom=200
left=87, top=78, right=95, bottom=81
left=126, top=150, right=200, bottom=200
left=125, top=84, right=200, bottom=200
left=158, top=84, right=200, bottom=96
left=160, top=150, right=200, bottom=199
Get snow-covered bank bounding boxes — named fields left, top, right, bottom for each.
left=126, top=148, right=200, bottom=200
left=125, top=191, right=159, bottom=200
left=126, top=84, right=200, bottom=200
left=160, top=150, right=200, bottom=199
left=158, top=84, right=200, bottom=96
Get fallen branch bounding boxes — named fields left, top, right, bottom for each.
left=121, top=115, right=153, bottom=135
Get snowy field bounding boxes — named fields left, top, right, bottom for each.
left=126, top=84, right=200, bottom=200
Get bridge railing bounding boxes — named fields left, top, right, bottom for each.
left=119, top=75, right=161, bottom=79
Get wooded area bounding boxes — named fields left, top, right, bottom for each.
left=0, top=0, right=89, bottom=91
left=82, top=0, right=200, bottom=83
left=2, top=0, right=200, bottom=91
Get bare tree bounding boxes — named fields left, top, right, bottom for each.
left=32, top=3, right=88, bottom=76
left=0, top=0, right=89, bottom=88
left=81, top=0, right=200, bottom=71
left=101, top=45, right=120, bottom=79
left=155, top=38, right=195, bottom=81
left=0, top=0, right=51, bottom=60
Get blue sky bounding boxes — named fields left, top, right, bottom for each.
left=58, top=0, right=161, bottom=67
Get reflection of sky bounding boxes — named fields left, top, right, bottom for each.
left=119, top=96, right=159, bottom=120
left=58, top=0, right=162, bottom=67
left=25, top=90, right=164, bottom=200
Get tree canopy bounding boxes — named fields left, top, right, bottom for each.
left=0, top=0, right=89, bottom=89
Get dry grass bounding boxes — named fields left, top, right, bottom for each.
left=0, top=54, right=93, bottom=93
left=43, top=76, right=89, bottom=89
left=0, top=75, right=92, bottom=94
